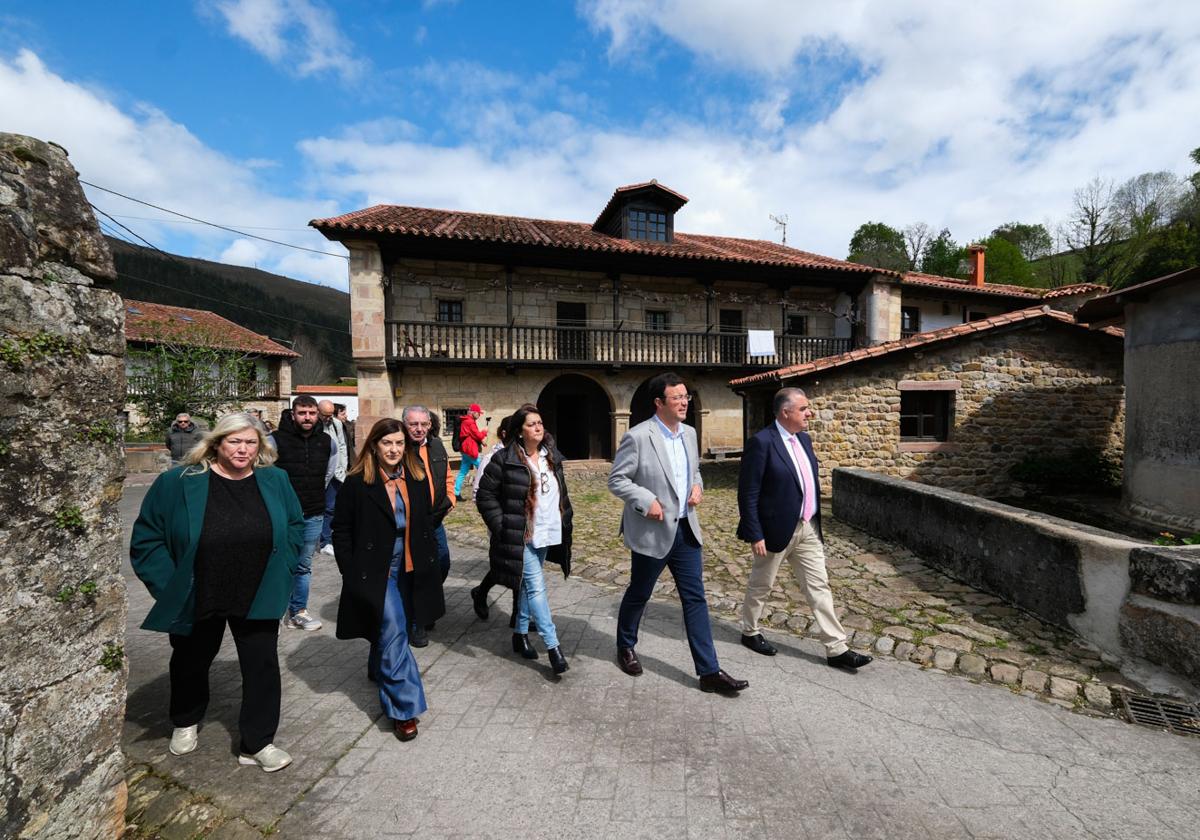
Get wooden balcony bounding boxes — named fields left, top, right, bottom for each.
left=126, top=375, right=281, bottom=400
left=385, top=321, right=853, bottom=369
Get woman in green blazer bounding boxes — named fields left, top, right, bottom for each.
left=131, top=412, right=305, bottom=773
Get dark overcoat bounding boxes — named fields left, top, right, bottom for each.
left=474, top=442, right=573, bottom=591
left=331, top=443, right=453, bottom=641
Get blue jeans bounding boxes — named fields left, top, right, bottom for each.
left=320, top=478, right=341, bottom=549
left=454, top=454, right=480, bottom=497
left=617, top=521, right=720, bottom=676
left=288, top=515, right=324, bottom=616
left=435, top=524, right=450, bottom=581
left=368, top=553, right=428, bottom=721
left=516, top=544, right=559, bottom=650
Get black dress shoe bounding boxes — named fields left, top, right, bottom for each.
left=512, top=633, right=539, bottom=660
left=828, top=649, right=873, bottom=671
left=470, top=586, right=489, bottom=620
left=699, top=670, right=749, bottom=694
left=740, top=633, right=777, bottom=656
left=409, top=624, right=428, bottom=648
left=616, top=647, right=643, bottom=676
left=547, top=647, right=569, bottom=674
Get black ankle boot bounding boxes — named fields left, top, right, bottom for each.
left=547, top=646, right=569, bottom=675
left=512, top=633, right=538, bottom=660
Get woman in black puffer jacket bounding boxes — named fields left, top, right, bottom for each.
left=475, top=404, right=573, bottom=675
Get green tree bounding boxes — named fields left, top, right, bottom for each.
left=990, top=222, right=1052, bottom=262
left=126, top=323, right=263, bottom=433
left=919, top=228, right=964, bottom=277
left=1127, top=222, right=1199, bottom=284
left=1061, top=177, right=1126, bottom=286
left=847, top=222, right=909, bottom=271
left=980, top=235, right=1037, bottom=286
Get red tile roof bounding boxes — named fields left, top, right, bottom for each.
left=123, top=299, right=299, bottom=358
left=729, top=305, right=1121, bottom=388
left=311, top=205, right=896, bottom=277
left=1041, top=282, right=1108, bottom=299
left=900, top=271, right=1040, bottom=298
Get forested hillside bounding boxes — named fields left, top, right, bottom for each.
left=106, top=236, right=352, bottom=382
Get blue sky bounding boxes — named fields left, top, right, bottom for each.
left=3, top=1, right=1198, bottom=289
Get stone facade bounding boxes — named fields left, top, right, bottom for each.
left=743, top=319, right=1125, bottom=498
left=0, top=135, right=128, bottom=838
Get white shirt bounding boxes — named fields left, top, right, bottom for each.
left=653, top=415, right=689, bottom=520
left=525, top=447, right=562, bottom=549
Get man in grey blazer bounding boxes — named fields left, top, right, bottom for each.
left=608, top=372, right=749, bottom=695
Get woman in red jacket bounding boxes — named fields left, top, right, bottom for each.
left=453, top=403, right=488, bottom=499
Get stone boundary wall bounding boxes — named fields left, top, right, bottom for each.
left=1, top=134, right=128, bottom=838
left=831, top=468, right=1144, bottom=664
left=1120, top=545, right=1200, bottom=682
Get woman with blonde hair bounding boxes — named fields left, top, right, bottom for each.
left=131, top=413, right=305, bottom=772
left=331, top=410, right=450, bottom=741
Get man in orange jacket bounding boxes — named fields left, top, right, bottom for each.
left=454, top=403, right=488, bottom=499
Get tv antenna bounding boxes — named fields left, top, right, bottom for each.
left=769, top=213, right=788, bottom=245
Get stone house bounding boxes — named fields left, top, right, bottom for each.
left=123, top=299, right=297, bottom=427
left=311, top=181, right=1097, bottom=457
left=730, top=306, right=1125, bottom=498
left=1076, top=266, right=1200, bottom=531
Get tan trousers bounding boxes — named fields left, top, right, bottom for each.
left=740, top=519, right=849, bottom=656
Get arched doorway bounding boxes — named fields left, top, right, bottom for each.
left=536, top=374, right=614, bottom=460
left=630, top=376, right=701, bottom=440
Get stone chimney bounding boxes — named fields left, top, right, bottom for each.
left=967, top=244, right=986, bottom=287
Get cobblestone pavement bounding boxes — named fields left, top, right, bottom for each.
left=119, top=478, right=1200, bottom=839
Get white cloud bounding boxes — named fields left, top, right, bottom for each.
left=207, top=0, right=364, bottom=82
left=0, top=49, right=348, bottom=289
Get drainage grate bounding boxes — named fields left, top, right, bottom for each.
left=1120, top=693, right=1200, bottom=737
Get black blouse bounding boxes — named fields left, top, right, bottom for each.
left=193, top=471, right=273, bottom=619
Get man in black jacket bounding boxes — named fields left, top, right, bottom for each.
left=270, top=396, right=337, bottom=632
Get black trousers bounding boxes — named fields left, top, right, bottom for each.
left=169, top=615, right=281, bottom=755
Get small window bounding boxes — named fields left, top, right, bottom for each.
left=901, top=306, right=921, bottom=337
left=900, top=391, right=951, bottom=441
left=437, top=300, right=464, bottom=323
left=966, top=310, right=988, bottom=323
left=645, top=309, right=670, bottom=331
left=628, top=209, right=668, bottom=242
left=786, top=315, right=808, bottom=336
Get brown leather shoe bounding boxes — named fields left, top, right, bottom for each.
left=394, top=718, right=418, bottom=741
left=699, top=670, right=748, bottom=694
left=617, top=647, right=643, bottom=676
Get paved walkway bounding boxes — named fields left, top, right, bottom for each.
left=119, top=483, right=1200, bottom=839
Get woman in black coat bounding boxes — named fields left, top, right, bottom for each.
left=475, top=404, right=574, bottom=675
left=331, top=414, right=448, bottom=741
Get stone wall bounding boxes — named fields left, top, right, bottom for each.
left=0, top=134, right=128, bottom=838
left=748, top=319, right=1124, bottom=497
left=831, top=469, right=1149, bottom=673
left=1120, top=545, right=1200, bottom=683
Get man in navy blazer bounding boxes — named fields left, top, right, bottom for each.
left=736, top=387, right=872, bottom=671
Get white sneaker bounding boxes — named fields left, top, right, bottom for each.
left=237, top=743, right=292, bottom=773
left=320, top=543, right=335, bottom=557
left=169, top=725, right=198, bottom=756
left=286, top=609, right=322, bottom=631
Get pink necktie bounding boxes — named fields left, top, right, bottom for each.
left=788, top=435, right=817, bottom=522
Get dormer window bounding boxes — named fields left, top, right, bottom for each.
left=629, top=209, right=668, bottom=242
left=592, top=180, right=688, bottom=243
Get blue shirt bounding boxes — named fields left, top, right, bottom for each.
left=653, top=415, right=689, bottom=521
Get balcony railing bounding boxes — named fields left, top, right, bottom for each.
left=126, top=375, right=280, bottom=400
left=385, top=321, right=853, bottom=368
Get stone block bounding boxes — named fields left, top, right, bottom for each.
left=923, top=633, right=973, bottom=652
left=990, top=663, right=1020, bottom=684
left=932, top=649, right=958, bottom=671
left=1021, top=670, right=1049, bottom=692
left=208, top=818, right=268, bottom=840
left=910, top=644, right=934, bottom=665
left=139, top=788, right=193, bottom=831
left=1083, top=683, right=1114, bottom=710
left=957, top=654, right=987, bottom=676
left=893, top=641, right=915, bottom=661
left=938, top=624, right=996, bottom=644
left=160, top=802, right=221, bottom=840
left=874, top=636, right=895, bottom=655
left=1128, top=546, right=1200, bottom=605
left=1049, top=677, right=1081, bottom=701
left=1119, top=596, right=1200, bottom=682
left=882, top=625, right=915, bottom=641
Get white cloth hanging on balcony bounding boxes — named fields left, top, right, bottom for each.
left=747, top=329, right=776, bottom=357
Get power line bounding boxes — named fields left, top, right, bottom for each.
left=80, top=179, right=349, bottom=260
left=91, top=203, right=162, bottom=251
left=108, top=213, right=316, bottom=233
